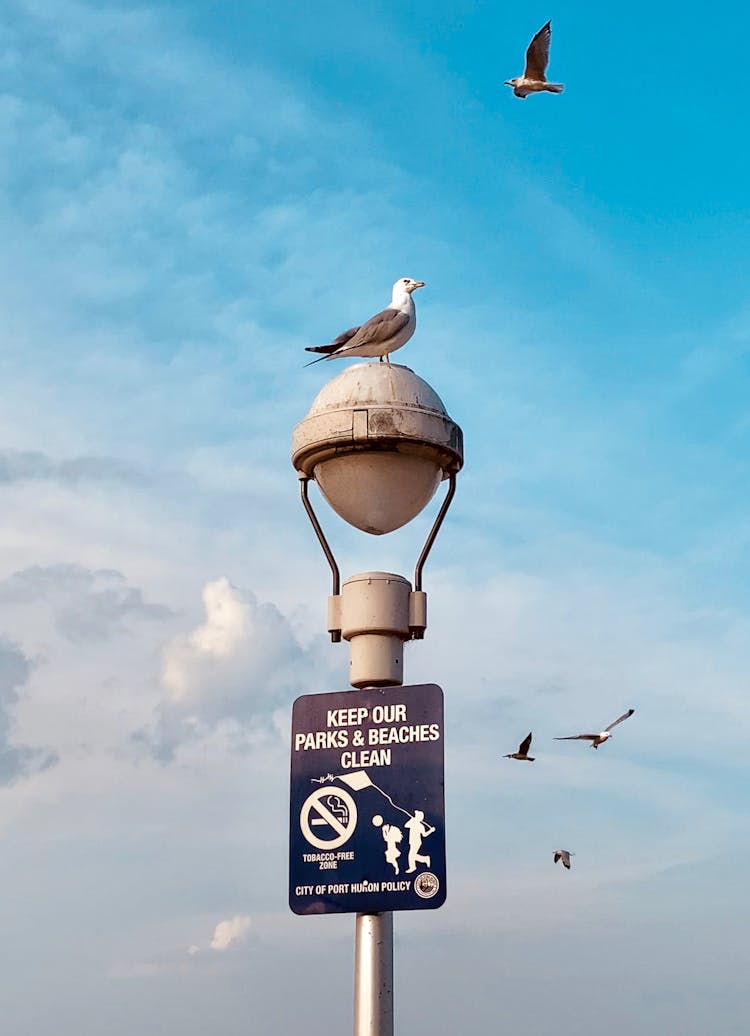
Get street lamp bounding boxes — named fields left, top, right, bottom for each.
left=293, top=362, right=462, bottom=535
left=291, top=361, right=463, bottom=1036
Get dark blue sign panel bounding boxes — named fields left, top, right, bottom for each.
left=289, top=683, right=446, bottom=915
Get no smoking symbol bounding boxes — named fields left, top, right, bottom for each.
left=300, top=787, right=358, bottom=849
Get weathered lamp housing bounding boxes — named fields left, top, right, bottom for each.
left=292, top=363, right=463, bottom=535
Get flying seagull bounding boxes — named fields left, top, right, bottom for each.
left=504, top=21, right=564, bottom=98
left=503, top=732, right=535, bottom=761
left=305, top=277, right=425, bottom=366
left=555, top=708, right=635, bottom=749
left=553, top=849, right=574, bottom=870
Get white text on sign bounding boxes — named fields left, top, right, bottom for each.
left=293, top=701, right=441, bottom=769
left=293, top=880, right=413, bottom=896
left=326, top=705, right=406, bottom=726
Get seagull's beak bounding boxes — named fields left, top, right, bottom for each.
left=504, top=80, right=513, bottom=86
left=411, top=281, right=426, bottom=290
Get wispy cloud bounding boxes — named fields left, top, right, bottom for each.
left=0, top=563, right=172, bottom=641
left=0, top=636, right=57, bottom=783
left=0, top=449, right=144, bottom=487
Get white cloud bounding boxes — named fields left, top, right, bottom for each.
left=160, top=577, right=303, bottom=708
left=209, top=914, right=251, bottom=952
left=139, top=577, right=340, bottom=760
left=162, top=578, right=254, bottom=701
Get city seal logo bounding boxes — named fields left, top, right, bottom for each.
left=413, top=872, right=440, bottom=899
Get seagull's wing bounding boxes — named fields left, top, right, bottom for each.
left=333, top=308, right=410, bottom=354
left=605, top=708, right=635, bottom=733
left=524, top=21, right=551, bottom=81
left=554, top=734, right=597, bottom=741
left=518, top=732, right=533, bottom=755
left=305, top=325, right=361, bottom=356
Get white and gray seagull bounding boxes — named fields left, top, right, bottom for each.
left=504, top=20, right=564, bottom=99
left=305, top=277, right=425, bottom=366
left=555, top=708, right=635, bottom=750
left=503, top=732, right=535, bottom=761
left=553, top=849, right=574, bottom=870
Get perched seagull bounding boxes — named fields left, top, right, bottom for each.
left=553, top=849, right=574, bottom=870
left=504, top=21, right=564, bottom=98
left=555, top=708, right=635, bottom=749
left=305, top=278, right=425, bottom=366
left=503, top=732, right=535, bottom=761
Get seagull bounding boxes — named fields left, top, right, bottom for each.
left=554, top=708, right=635, bottom=749
left=503, top=732, right=535, bottom=761
left=553, top=849, right=574, bottom=870
left=504, top=21, right=564, bottom=98
left=305, top=278, right=425, bottom=366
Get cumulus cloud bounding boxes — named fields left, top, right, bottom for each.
left=209, top=915, right=251, bottom=952
left=161, top=578, right=263, bottom=702
left=0, top=636, right=58, bottom=784
left=139, top=577, right=339, bottom=760
left=0, top=563, right=173, bottom=641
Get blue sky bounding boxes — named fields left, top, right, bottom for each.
left=1, top=0, right=750, bottom=1033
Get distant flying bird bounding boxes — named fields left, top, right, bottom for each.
left=504, top=21, right=564, bottom=98
left=503, top=732, right=535, bottom=761
left=305, top=278, right=425, bottom=366
left=553, top=849, right=574, bottom=870
left=555, top=708, right=635, bottom=749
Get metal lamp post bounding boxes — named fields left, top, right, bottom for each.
left=292, top=361, right=463, bottom=1036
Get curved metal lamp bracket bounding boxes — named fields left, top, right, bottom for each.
left=299, top=475, right=342, bottom=643
left=298, top=470, right=457, bottom=643
left=413, top=470, right=457, bottom=593
left=299, top=474, right=341, bottom=594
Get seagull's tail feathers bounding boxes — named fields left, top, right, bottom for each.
left=304, top=344, right=340, bottom=367
left=305, top=324, right=361, bottom=363
left=544, top=83, right=564, bottom=93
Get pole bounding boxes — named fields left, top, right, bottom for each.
left=353, top=672, right=395, bottom=1036
left=354, top=911, right=393, bottom=1036
left=354, top=665, right=395, bottom=1036
left=344, top=574, right=412, bottom=1036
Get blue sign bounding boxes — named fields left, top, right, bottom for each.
left=289, top=683, right=446, bottom=915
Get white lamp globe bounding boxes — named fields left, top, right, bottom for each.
left=292, top=363, right=463, bottom=535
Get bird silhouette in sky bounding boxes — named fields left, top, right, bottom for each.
left=503, top=732, right=535, bottom=761
left=553, top=849, right=574, bottom=870
left=555, top=708, right=635, bottom=749
left=504, top=21, right=564, bottom=98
